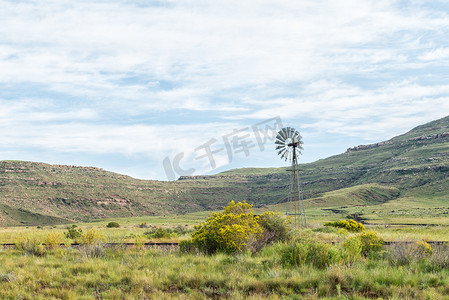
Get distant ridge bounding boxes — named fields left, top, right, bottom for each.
left=1, top=115, right=449, bottom=225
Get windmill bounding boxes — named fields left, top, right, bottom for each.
left=275, top=127, right=306, bottom=227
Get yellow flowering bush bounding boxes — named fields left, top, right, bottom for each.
left=358, top=230, right=384, bottom=256
left=413, top=240, right=432, bottom=257
left=45, top=232, right=65, bottom=249
left=191, top=201, right=263, bottom=254
left=81, top=228, right=102, bottom=246
left=324, top=219, right=366, bottom=232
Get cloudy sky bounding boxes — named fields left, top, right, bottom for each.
left=1, top=0, right=449, bottom=180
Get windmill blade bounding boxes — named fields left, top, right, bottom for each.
left=280, top=150, right=287, bottom=160
left=280, top=128, right=288, bottom=140
left=275, top=133, right=285, bottom=142
left=277, top=129, right=284, bottom=140
left=284, top=127, right=291, bottom=139
left=293, top=131, right=303, bottom=146
left=285, top=127, right=291, bottom=138
left=275, top=138, right=285, bottom=145
left=288, top=127, right=296, bottom=138
left=284, top=127, right=291, bottom=138
left=275, top=139, right=285, bottom=146
left=275, top=135, right=285, bottom=142
left=277, top=148, right=286, bottom=155
left=293, top=132, right=301, bottom=141
left=275, top=145, right=285, bottom=150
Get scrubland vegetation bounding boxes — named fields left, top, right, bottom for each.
left=2, top=202, right=449, bottom=299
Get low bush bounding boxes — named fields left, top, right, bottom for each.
left=429, top=243, right=449, bottom=269
left=312, top=226, right=340, bottom=234
left=15, top=238, right=45, bottom=256
left=341, top=235, right=363, bottom=264
left=45, top=232, right=65, bottom=249
left=179, top=239, right=197, bottom=254
left=173, top=225, right=192, bottom=236
left=388, top=240, right=432, bottom=266
left=279, top=238, right=339, bottom=269
left=250, top=211, right=292, bottom=252
left=191, top=201, right=263, bottom=254
left=64, top=225, right=83, bottom=240
left=144, top=227, right=177, bottom=239
left=79, top=244, right=106, bottom=258
left=82, top=228, right=102, bottom=245
left=324, top=219, right=365, bottom=232
left=358, top=230, right=384, bottom=257
left=138, top=222, right=150, bottom=228
left=414, top=240, right=432, bottom=257
left=308, top=241, right=339, bottom=269
left=279, top=241, right=308, bottom=267
left=106, top=222, right=120, bottom=228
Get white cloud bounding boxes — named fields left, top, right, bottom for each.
left=419, top=48, right=449, bottom=61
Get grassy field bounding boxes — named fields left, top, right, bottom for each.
left=1, top=245, right=447, bottom=299
left=0, top=212, right=211, bottom=244
left=4, top=200, right=449, bottom=244
left=3, top=221, right=449, bottom=299
left=3, top=206, right=449, bottom=299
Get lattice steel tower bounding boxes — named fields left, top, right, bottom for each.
left=275, top=127, right=306, bottom=227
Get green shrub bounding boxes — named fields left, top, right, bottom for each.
left=173, top=225, right=192, bottom=236
left=179, top=239, right=197, bottom=254
left=144, top=227, right=176, bottom=239
left=308, top=241, right=339, bottom=269
left=79, top=244, right=106, bottom=258
left=279, top=239, right=339, bottom=269
left=138, top=222, right=150, bottom=228
left=15, top=238, right=45, bottom=256
left=279, top=241, right=308, bottom=267
left=82, top=228, right=102, bottom=245
left=191, top=201, right=263, bottom=254
left=312, top=226, right=340, bottom=234
left=358, top=230, right=384, bottom=257
left=324, top=219, right=365, bottom=232
left=341, top=235, right=363, bottom=263
left=388, top=240, right=432, bottom=266
left=44, top=232, right=65, bottom=249
left=64, top=225, right=83, bottom=240
left=429, top=244, right=449, bottom=269
left=106, top=222, right=120, bottom=228
left=250, top=211, right=292, bottom=252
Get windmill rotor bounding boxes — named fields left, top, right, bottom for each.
left=275, top=127, right=303, bottom=162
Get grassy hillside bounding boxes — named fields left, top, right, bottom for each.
left=1, top=115, right=449, bottom=225
left=0, top=161, right=204, bottom=225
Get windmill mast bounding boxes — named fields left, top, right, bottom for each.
left=287, top=141, right=306, bottom=227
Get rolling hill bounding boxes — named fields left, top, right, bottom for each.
left=1, top=115, right=449, bottom=226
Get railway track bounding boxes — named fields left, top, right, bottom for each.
left=0, top=242, right=179, bottom=249
left=2, top=241, right=448, bottom=250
